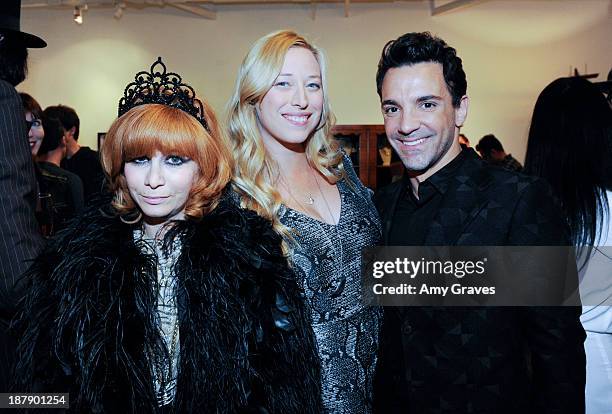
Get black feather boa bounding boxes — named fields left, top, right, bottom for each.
left=14, top=196, right=322, bottom=413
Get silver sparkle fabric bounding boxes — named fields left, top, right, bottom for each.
left=279, top=156, right=382, bottom=414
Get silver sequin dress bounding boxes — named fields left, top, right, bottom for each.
left=279, top=156, right=382, bottom=414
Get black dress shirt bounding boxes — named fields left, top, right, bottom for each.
left=388, top=150, right=468, bottom=246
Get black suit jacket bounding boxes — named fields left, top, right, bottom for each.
left=0, top=79, right=44, bottom=391
left=373, top=149, right=585, bottom=414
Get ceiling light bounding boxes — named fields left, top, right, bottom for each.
left=73, top=6, right=82, bottom=24
left=114, top=2, right=126, bottom=20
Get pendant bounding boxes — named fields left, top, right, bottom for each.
left=306, top=195, right=315, bottom=205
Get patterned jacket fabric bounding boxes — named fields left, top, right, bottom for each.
left=373, top=148, right=585, bottom=414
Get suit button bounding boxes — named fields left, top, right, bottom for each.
left=402, top=322, right=412, bottom=335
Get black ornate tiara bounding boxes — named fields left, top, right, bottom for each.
left=118, top=57, right=208, bottom=130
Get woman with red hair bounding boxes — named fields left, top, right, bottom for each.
left=14, top=59, right=320, bottom=413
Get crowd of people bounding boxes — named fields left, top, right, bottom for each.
left=1, top=0, right=611, bottom=413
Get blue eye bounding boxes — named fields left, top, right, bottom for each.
left=32, top=119, right=42, bottom=128
left=307, top=82, right=321, bottom=90
left=275, top=81, right=290, bottom=87
left=166, top=155, right=189, bottom=166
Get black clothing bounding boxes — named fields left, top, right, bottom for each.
left=36, top=161, right=84, bottom=233
left=61, top=146, right=105, bottom=202
left=489, top=153, right=523, bottom=172
left=14, top=196, right=321, bottom=413
left=0, top=79, right=44, bottom=392
left=388, top=150, right=467, bottom=246
left=374, top=148, right=585, bottom=414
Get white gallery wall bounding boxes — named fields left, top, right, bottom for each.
left=19, top=0, right=612, bottom=162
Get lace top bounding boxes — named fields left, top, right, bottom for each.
left=279, top=156, right=382, bottom=413
left=134, top=229, right=181, bottom=407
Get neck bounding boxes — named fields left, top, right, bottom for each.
left=142, top=214, right=185, bottom=240
left=143, top=221, right=167, bottom=240
left=263, top=141, right=311, bottom=179
left=495, top=151, right=508, bottom=161
left=409, top=139, right=462, bottom=198
left=37, top=149, right=64, bottom=167
left=66, top=141, right=80, bottom=158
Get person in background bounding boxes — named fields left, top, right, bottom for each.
left=0, top=0, right=45, bottom=393
left=44, top=104, right=105, bottom=202
left=458, top=132, right=470, bottom=148
left=21, top=92, right=76, bottom=235
left=226, top=30, right=381, bottom=413
left=14, top=57, right=321, bottom=413
left=19, top=92, right=43, bottom=157
left=34, top=106, right=84, bottom=232
left=524, top=76, right=612, bottom=414
left=475, top=133, right=523, bottom=172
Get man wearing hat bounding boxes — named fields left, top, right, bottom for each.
left=0, top=0, right=46, bottom=392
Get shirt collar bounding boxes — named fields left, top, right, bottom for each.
left=403, top=147, right=472, bottom=199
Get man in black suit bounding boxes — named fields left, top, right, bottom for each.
left=373, top=32, right=585, bottom=413
left=0, top=0, right=45, bottom=392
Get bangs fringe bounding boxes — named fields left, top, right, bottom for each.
left=121, top=105, right=203, bottom=161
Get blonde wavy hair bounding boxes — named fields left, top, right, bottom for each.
left=226, top=30, right=344, bottom=252
left=101, top=103, right=232, bottom=222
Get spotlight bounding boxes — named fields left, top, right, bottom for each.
left=114, top=2, right=126, bottom=20
left=73, top=6, right=82, bottom=24
left=73, top=4, right=88, bottom=25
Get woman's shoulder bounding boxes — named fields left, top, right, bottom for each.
left=185, top=191, right=285, bottom=273
left=337, top=150, right=376, bottom=198
left=203, top=191, right=280, bottom=244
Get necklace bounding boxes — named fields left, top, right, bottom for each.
left=279, top=170, right=344, bottom=292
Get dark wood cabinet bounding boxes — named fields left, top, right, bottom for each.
left=331, top=124, right=404, bottom=190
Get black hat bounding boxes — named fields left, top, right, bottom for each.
left=0, top=0, right=46, bottom=48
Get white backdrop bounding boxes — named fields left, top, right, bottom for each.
left=20, top=0, right=612, bottom=162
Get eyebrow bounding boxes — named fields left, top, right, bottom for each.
left=381, top=99, right=398, bottom=106
left=416, top=95, right=442, bottom=102
left=277, top=73, right=321, bottom=79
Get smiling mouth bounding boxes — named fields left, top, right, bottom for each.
left=396, top=137, right=427, bottom=149
left=141, top=196, right=169, bottom=205
left=282, top=114, right=310, bottom=126
left=402, top=139, right=425, bottom=146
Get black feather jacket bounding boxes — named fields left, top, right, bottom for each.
left=14, top=197, right=322, bottom=413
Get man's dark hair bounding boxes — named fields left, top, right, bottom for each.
left=376, top=31, right=467, bottom=107
left=38, top=115, right=64, bottom=155
left=43, top=105, right=80, bottom=141
left=475, top=134, right=504, bottom=157
left=0, top=32, right=28, bottom=86
left=19, top=92, right=42, bottom=120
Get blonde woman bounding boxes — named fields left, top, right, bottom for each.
left=227, top=30, right=382, bottom=413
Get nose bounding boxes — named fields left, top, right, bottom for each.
left=397, top=109, right=420, bottom=137
left=144, top=159, right=165, bottom=189
left=291, top=84, right=308, bottom=109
